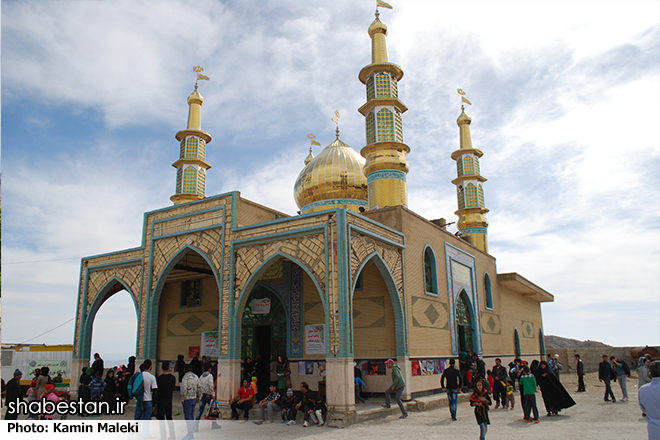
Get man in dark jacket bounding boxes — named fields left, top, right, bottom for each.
left=575, top=354, right=585, bottom=392
left=599, top=354, right=615, bottom=402
left=441, top=359, right=462, bottom=421
left=92, top=353, right=104, bottom=376
left=295, top=382, right=325, bottom=426
left=491, top=358, right=508, bottom=409
left=5, top=369, right=24, bottom=420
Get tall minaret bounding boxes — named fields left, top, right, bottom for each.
left=359, top=7, right=410, bottom=210
left=451, top=91, right=489, bottom=253
left=171, top=71, right=212, bottom=205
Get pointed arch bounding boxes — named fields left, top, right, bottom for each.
left=423, top=245, right=438, bottom=296
left=455, top=289, right=477, bottom=354
left=351, top=251, right=407, bottom=357
left=514, top=327, right=521, bottom=358
left=231, top=251, right=327, bottom=359
left=80, top=277, right=138, bottom=361
left=144, top=244, right=222, bottom=359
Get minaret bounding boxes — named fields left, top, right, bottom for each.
left=170, top=81, right=212, bottom=205
left=358, top=8, right=410, bottom=210
left=451, top=93, right=489, bottom=253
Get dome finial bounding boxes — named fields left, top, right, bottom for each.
left=305, top=134, right=319, bottom=165
left=332, top=110, right=341, bottom=139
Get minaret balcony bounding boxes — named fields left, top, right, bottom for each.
left=451, top=148, right=483, bottom=160
left=172, top=158, right=212, bottom=170
left=175, top=128, right=212, bottom=143
left=358, top=98, right=408, bottom=116
left=359, top=63, right=403, bottom=84
left=451, top=174, right=487, bottom=185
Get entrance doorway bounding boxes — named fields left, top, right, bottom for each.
left=241, top=286, right=287, bottom=400
left=456, top=291, right=473, bottom=353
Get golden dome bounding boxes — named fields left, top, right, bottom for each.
left=304, top=147, right=315, bottom=165
left=187, top=86, right=204, bottom=105
left=368, top=17, right=388, bottom=37
left=294, top=137, right=368, bottom=214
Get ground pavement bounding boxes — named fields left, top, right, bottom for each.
left=4, top=372, right=650, bottom=439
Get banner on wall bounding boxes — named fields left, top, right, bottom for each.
left=28, top=360, right=68, bottom=378
left=305, top=324, right=325, bottom=354
left=188, top=346, right=200, bottom=359
left=201, top=331, right=219, bottom=357
left=251, top=298, right=271, bottom=314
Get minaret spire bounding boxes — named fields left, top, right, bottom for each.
left=451, top=90, right=489, bottom=252
left=359, top=3, right=411, bottom=210
left=170, top=66, right=212, bottom=205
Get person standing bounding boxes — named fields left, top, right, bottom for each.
left=92, top=353, right=104, bottom=376
left=575, top=354, right=586, bottom=392
left=519, top=365, right=540, bottom=423
left=441, top=358, right=461, bottom=421
left=470, top=379, right=491, bottom=440
left=4, top=369, right=24, bottom=420
left=638, top=360, right=660, bottom=440
left=611, top=356, right=629, bottom=402
left=599, top=355, right=616, bottom=402
left=638, top=357, right=652, bottom=389
left=381, top=358, right=408, bottom=419
left=137, top=360, right=158, bottom=420
left=195, top=363, right=215, bottom=430
left=157, top=361, right=176, bottom=440
left=491, top=358, right=507, bottom=409
left=191, top=353, right=203, bottom=378
left=181, top=363, right=201, bottom=440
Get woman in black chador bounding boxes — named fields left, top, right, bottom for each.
left=534, top=360, right=576, bottom=416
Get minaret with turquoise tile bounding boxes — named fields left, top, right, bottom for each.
left=171, top=71, right=212, bottom=205
left=451, top=91, right=489, bottom=253
left=358, top=7, right=410, bottom=210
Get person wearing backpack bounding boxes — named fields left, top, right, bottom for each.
left=611, top=356, right=630, bottom=402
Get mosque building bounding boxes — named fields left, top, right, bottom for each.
left=72, top=6, right=552, bottom=423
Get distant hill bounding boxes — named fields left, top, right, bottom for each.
left=545, top=335, right=611, bottom=349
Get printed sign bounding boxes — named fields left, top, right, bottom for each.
left=305, top=324, right=325, bottom=355
left=201, top=331, right=219, bottom=358
left=29, top=360, right=68, bottom=378
left=251, top=298, right=271, bottom=314
left=188, top=346, right=200, bottom=359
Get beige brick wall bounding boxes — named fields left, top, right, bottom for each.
left=157, top=274, right=219, bottom=361
left=353, top=260, right=396, bottom=358
left=498, top=285, right=544, bottom=357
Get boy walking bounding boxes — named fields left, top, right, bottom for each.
left=382, top=358, right=407, bottom=419
left=519, top=366, right=540, bottom=423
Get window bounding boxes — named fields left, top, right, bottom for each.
left=514, top=328, right=521, bottom=357
left=182, top=167, right=197, bottom=194
left=484, top=273, right=493, bottom=309
left=366, top=76, right=375, bottom=100
left=457, top=185, right=465, bottom=210
left=457, top=158, right=464, bottom=177
left=197, top=168, right=206, bottom=195
left=478, top=184, right=485, bottom=208
left=394, top=109, right=403, bottom=142
left=175, top=168, right=183, bottom=193
left=423, top=246, right=438, bottom=295
left=180, top=279, right=202, bottom=307
left=185, top=137, right=198, bottom=158
left=463, top=156, right=474, bottom=175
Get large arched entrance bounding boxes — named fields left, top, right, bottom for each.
left=456, top=290, right=474, bottom=353
left=90, top=289, right=138, bottom=368
left=154, top=248, right=220, bottom=372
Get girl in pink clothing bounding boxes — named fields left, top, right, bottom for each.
left=40, top=384, right=60, bottom=420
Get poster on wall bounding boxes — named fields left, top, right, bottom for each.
left=251, top=298, right=271, bottom=314
left=318, top=361, right=326, bottom=378
left=29, top=360, right=68, bottom=379
left=305, top=324, right=325, bottom=354
left=298, top=362, right=305, bottom=376
left=201, top=331, right=219, bottom=358
left=188, top=346, right=200, bottom=359
left=305, top=361, right=314, bottom=375
left=411, top=361, right=421, bottom=376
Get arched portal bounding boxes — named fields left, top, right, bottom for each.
left=91, top=290, right=138, bottom=366
left=455, top=290, right=475, bottom=354
left=153, top=247, right=221, bottom=367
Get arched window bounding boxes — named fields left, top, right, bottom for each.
left=456, top=291, right=474, bottom=353
left=514, top=328, right=521, bottom=358
left=394, top=109, right=403, bottom=142
left=175, top=168, right=183, bottom=193
left=474, top=157, right=480, bottom=175
left=539, top=327, right=546, bottom=357
left=197, top=168, right=206, bottom=195
left=478, top=184, right=485, bottom=208
left=457, top=158, right=464, bottom=176
left=457, top=185, right=465, bottom=210
left=376, top=108, right=395, bottom=141
left=185, top=136, right=198, bottom=158
left=484, top=273, right=493, bottom=309
left=423, top=246, right=438, bottom=296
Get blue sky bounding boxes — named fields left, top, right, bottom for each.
left=2, top=0, right=659, bottom=365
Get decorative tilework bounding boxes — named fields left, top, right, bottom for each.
left=480, top=311, right=501, bottom=335
left=411, top=296, right=448, bottom=329
left=290, top=264, right=302, bottom=357
left=521, top=320, right=535, bottom=338
left=367, top=170, right=407, bottom=184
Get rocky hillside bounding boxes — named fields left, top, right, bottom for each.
left=545, top=335, right=611, bottom=349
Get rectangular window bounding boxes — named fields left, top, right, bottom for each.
left=180, top=279, right=202, bottom=308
